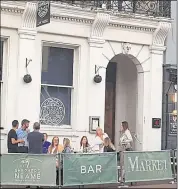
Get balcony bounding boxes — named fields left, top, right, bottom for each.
left=52, top=0, right=171, bottom=18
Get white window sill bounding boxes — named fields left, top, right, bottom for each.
left=40, top=124, right=72, bottom=131
left=40, top=125, right=79, bottom=139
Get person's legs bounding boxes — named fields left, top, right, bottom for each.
left=61, top=168, right=63, bottom=186
left=56, top=169, right=59, bottom=186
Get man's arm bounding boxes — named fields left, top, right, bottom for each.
left=10, top=132, right=24, bottom=144
left=11, top=138, right=24, bottom=144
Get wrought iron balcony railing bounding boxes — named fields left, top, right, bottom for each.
left=52, top=0, right=171, bottom=18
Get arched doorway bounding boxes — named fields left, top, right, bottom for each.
left=104, top=53, right=143, bottom=150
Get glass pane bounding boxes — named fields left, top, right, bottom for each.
left=41, top=46, right=74, bottom=86
left=40, top=86, right=71, bottom=126
left=0, top=40, right=3, bottom=81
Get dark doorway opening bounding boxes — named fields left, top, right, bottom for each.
left=104, top=62, right=117, bottom=144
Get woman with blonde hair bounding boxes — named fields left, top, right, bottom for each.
left=91, top=127, right=108, bottom=152
left=103, top=137, right=115, bottom=152
left=48, top=136, right=63, bottom=186
left=48, top=136, right=63, bottom=154
left=62, top=138, right=72, bottom=153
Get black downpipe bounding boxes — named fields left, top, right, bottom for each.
left=165, top=81, right=173, bottom=149
left=165, top=93, right=169, bottom=149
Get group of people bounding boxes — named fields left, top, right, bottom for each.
left=7, top=119, right=133, bottom=186
left=7, top=119, right=133, bottom=154
left=7, top=119, right=72, bottom=154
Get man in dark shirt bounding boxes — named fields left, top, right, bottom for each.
left=27, top=122, right=44, bottom=154
left=7, top=120, right=24, bottom=153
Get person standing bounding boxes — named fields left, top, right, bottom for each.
left=91, top=127, right=108, bottom=152
left=42, top=133, right=51, bottom=153
left=16, top=119, right=30, bottom=153
left=7, top=120, right=24, bottom=153
left=27, top=122, right=44, bottom=154
left=119, top=121, right=133, bottom=151
left=48, top=136, right=64, bottom=186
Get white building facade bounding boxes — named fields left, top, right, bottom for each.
left=0, top=1, right=172, bottom=153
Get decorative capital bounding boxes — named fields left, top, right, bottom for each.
left=18, top=29, right=37, bottom=40
left=88, top=38, right=105, bottom=48
left=152, top=22, right=171, bottom=47
left=21, top=2, right=37, bottom=30
left=149, top=45, right=166, bottom=55
left=89, top=12, right=110, bottom=44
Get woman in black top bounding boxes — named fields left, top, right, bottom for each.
left=103, top=137, right=115, bottom=152
left=7, top=120, right=24, bottom=153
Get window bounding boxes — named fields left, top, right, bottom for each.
left=0, top=39, right=4, bottom=126
left=40, top=45, right=74, bottom=126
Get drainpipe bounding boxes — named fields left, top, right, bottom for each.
left=165, top=81, right=173, bottom=149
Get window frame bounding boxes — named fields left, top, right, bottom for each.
left=40, top=42, right=76, bottom=129
left=0, top=37, right=8, bottom=129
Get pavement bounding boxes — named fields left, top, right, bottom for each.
left=1, top=180, right=177, bottom=188
left=129, top=181, right=176, bottom=188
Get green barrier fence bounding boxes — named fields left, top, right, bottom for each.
left=123, top=150, right=173, bottom=183
left=0, top=151, right=175, bottom=187
left=62, top=152, right=118, bottom=186
left=171, top=149, right=177, bottom=183
left=0, top=153, right=56, bottom=186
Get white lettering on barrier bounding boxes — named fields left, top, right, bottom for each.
left=81, top=165, right=102, bottom=174
left=128, top=156, right=167, bottom=172
left=14, top=168, right=41, bottom=181
left=13, top=158, right=42, bottom=182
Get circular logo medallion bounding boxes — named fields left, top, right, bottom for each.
left=40, top=97, right=65, bottom=126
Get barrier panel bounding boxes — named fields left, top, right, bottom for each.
left=1, top=153, right=56, bottom=186
left=62, top=152, right=118, bottom=186
left=124, top=151, right=173, bottom=183
left=171, top=149, right=177, bottom=183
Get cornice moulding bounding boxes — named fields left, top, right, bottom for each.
left=1, top=1, right=172, bottom=34
left=1, top=6, right=24, bottom=15
left=51, top=1, right=172, bottom=22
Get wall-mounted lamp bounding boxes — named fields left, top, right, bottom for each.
left=23, top=58, right=32, bottom=84
left=93, top=65, right=106, bottom=83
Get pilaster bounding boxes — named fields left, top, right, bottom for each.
left=87, top=12, right=110, bottom=130
left=144, top=21, right=171, bottom=150
left=16, top=2, right=39, bottom=125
